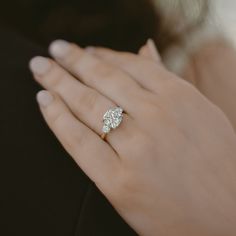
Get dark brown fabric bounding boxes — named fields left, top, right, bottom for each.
left=0, top=0, right=159, bottom=53
left=0, top=29, right=137, bottom=236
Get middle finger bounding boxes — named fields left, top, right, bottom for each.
left=48, top=40, right=149, bottom=116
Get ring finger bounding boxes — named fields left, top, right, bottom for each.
left=29, top=56, right=138, bottom=154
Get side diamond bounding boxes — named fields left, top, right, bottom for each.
left=102, top=125, right=111, bottom=133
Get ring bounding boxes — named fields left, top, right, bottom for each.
left=101, top=107, right=124, bottom=140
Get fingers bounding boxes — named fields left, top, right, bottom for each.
left=86, top=45, right=169, bottom=94
left=29, top=56, right=114, bottom=134
left=29, top=56, right=138, bottom=153
left=36, top=90, right=120, bottom=189
left=139, top=39, right=161, bottom=63
left=48, top=40, right=147, bottom=116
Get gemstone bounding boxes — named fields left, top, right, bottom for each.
left=102, top=107, right=123, bottom=133
left=102, top=125, right=111, bottom=133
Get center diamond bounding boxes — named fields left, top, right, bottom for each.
left=102, top=107, right=123, bottom=134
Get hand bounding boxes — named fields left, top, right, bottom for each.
left=29, top=40, right=236, bottom=236
left=183, top=40, right=236, bottom=131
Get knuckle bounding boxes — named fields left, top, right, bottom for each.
left=49, top=74, right=66, bottom=90
left=62, top=46, right=82, bottom=67
left=119, top=52, right=137, bottom=62
left=51, top=111, right=70, bottom=129
left=69, top=128, right=87, bottom=150
left=78, top=55, right=120, bottom=85
left=46, top=65, right=68, bottom=89
left=140, top=99, right=160, bottom=118
left=51, top=111, right=86, bottom=150
left=93, top=61, right=117, bottom=78
left=164, top=78, right=194, bottom=97
left=63, top=130, right=86, bottom=154
left=80, top=90, right=99, bottom=111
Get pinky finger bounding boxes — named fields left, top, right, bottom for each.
left=36, top=90, right=120, bottom=189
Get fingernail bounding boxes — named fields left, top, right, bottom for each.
left=147, top=38, right=161, bottom=62
left=29, top=56, right=51, bottom=75
left=49, top=39, right=71, bottom=58
left=36, top=90, right=54, bottom=107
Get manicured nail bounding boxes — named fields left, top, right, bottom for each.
left=36, top=90, right=54, bottom=107
left=49, top=39, right=70, bottom=58
left=147, top=38, right=161, bottom=62
left=29, top=56, right=51, bottom=75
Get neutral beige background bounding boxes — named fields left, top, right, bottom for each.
left=212, top=0, right=236, bottom=45
left=154, top=0, right=236, bottom=72
left=154, top=0, right=236, bottom=44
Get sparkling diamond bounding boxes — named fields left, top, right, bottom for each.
left=104, top=118, right=111, bottom=126
left=102, top=125, right=111, bottom=133
left=102, top=107, right=123, bottom=133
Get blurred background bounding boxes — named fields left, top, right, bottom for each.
left=158, top=0, right=236, bottom=44
left=213, top=0, right=236, bottom=46
left=0, top=0, right=235, bottom=87
left=0, top=0, right=235, bottom=52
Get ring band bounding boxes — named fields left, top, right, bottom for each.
left=101, top=107, right=124, bottom=140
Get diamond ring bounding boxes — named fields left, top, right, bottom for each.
left=101, top=107, right=124, bottom=140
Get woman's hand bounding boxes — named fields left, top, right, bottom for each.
left=182, top=40, right=236, bottom=131
left=29, top=40, right=236, bottom=236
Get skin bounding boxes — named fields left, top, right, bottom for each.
left=141, top=39, right=236, bottom=130
left=29, top=39, right=236, bottom=236
left=182, top=40, right=236, bottom=131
